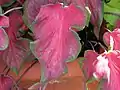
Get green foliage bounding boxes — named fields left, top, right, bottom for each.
left=104, top=0, right=120, bottom=30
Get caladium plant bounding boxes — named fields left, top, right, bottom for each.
left=0, top=0, right=120, bottom=90
left=82, top=30, right=120, bottom=90
left=29, top=3, right=87, bottom=89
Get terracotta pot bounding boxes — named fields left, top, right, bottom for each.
left=0, top=58, right=98, bottom=90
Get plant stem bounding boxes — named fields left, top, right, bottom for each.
left=5, top=68, right=10, bottom=75
left=88, top=41, right=95, bottom=51
left=3, top=65, right=8, bottom=72
left=16, top=60, right=38, bottom=85
left=3, top=7, right=23, bottom=15
left=104, top=12, right=120, bottom=17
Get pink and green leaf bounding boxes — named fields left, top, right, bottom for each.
left=30, top=3, right=87, bottom=89
left=0, top=11, right=30, bottom=72
left=23, top=0, right=49, bottom=30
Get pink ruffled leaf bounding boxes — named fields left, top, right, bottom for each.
left=0, top=11, right=30, bottom=71
left=103, top=28, right=120, bottom=50
left=94, top=51, right=120, bottom=90
left=30, top=3, right=87, bottom=88
left=0, top=28, right=9, bottom=50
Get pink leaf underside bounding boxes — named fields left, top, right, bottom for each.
left=0, top=11, right=30, bottom=70
left=0, top=16, right=9, bottom=27
left=103, top=28, right=120, bottom=50
left=99, top=51, right=120, bottom=90
left=0, top=74, right=14, bottom=90
left=0, top=0, right=11, bottom=5
left=88, top=0, right=103, bottom=38
left=83, top=50, right=98, bottom=80
left=0, top=28, right=9, bottom=50
left=30, top=3, right=86, bottom=82
left=24, top=0, right=49, bottom=24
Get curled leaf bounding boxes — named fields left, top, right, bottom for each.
left=0, top=28, right=9, bottom=50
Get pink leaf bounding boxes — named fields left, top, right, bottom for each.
left=23, top=0, right=88, bottom=30
left=0, top=16, right=9, bottom=27
left=82, top=50, right=98, bottom=80
left=103, top=28, right=120, bottom=50
left=0, top=28, right=9, bottom=50
left=30, top=3, right=87, bottom=89
left=0, top=11, right=30, bottom=70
